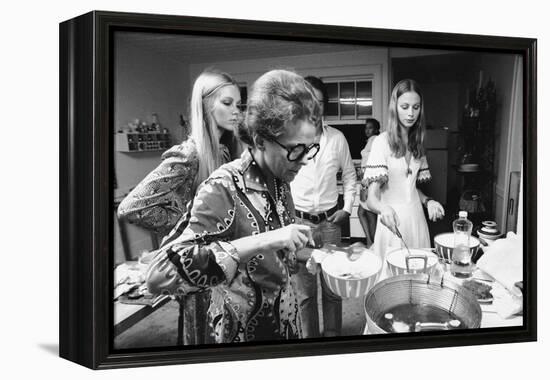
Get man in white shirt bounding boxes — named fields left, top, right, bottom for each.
left=291, top=76, right=357, bottom=337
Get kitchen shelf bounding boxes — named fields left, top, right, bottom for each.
left=116, top=132, right=171, bottom=153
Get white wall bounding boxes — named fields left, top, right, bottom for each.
left=113, top=36, right=191, bottom=260
left=114, top=35, right=191, bottom=197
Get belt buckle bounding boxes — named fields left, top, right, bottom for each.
left=310, top=214, right=320, bottom=223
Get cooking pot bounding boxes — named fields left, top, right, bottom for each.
left=364, top=273, right=482, bottom=334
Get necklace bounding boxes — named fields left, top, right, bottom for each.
left=273, top=178, right=287, bottom=226
left=273, top=178, right=296, bottom=269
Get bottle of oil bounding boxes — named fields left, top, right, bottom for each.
left=451, top=211, right=473, bottom=278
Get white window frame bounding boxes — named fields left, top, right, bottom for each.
left=324, top=75, right=375, bottom=122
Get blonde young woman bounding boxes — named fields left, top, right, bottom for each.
left=118, top=70, right=244, bottom=236
left=117, top=69, right=243, bottom=344
left=363, top=79, right=445, bottom=274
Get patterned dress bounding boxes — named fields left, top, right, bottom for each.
left=146, top=149, right=302, bottom=343
left=117, top=138, right=231, bottom=236
left=362, top=132, right=432, bottom=276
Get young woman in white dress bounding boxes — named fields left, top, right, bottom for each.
left=363, top=79, right=445, bottom=275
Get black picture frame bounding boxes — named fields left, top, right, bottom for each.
left=59, top=10, right=537, bottom=369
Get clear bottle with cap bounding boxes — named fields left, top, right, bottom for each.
left=451, top=211, right=474, bottom=278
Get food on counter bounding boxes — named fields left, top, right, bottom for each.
left=326, top=250, right=380, bottom=280
left=462, top=279, right=493, bottom=301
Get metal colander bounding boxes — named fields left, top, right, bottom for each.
left=364, top=273, right=482, bottom=334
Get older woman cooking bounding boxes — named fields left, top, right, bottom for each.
left=146, top=69, right=322, bottom=343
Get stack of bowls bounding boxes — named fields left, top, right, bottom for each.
left=476, top=221, right=503, bottom=242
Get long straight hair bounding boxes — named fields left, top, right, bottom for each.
left=386, top=79, right=426, bottom=159
left=189, top=69, right=238, bottom=186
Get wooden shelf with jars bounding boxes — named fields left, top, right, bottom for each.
left=115, top=132, right=171, bottom=153
left=115, top=113, right=173, bottom=153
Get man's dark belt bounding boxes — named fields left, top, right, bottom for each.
left=295, top=205, right=339, bottom=224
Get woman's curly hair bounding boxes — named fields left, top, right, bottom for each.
left=238, top=70, right=321, bottom=146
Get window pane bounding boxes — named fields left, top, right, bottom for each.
left=326, top=102, right=339, bottom=117
left=357, top=81, right=373, bottom=117
left=357, top=81, right=372, bottom=99
left=339, top=82, right=355, bottom=100
left=326, top=83, right=338, bottom=101
left=340, top=102, right=355, bottom=118
left=357, top=103, right=373, bottom=117
left=339, top=82, right=355, bottom=118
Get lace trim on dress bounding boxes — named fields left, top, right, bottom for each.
left=363, top=173, right=389, bottom=187
left=417, top=169, right=432, bottom=184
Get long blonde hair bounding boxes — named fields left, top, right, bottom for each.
left=386, top=79, right=426, bottom=159
left=189, top=69, right=238, bottom=185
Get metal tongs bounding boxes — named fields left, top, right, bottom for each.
left=414, top=319, right=461, bottom=332
left=395, top=226, right=412, bottom=256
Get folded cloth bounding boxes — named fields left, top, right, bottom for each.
left=114, top=261, right=149, bottom=286
left=117, top=283, right=170, bottom=307
left=114, top=283, right=140, bottom=300
left=476, top=232, right=522, bottom=297
left=490, top=281, right=523, bottom=318
left=114, top=260, right=149, bottom=300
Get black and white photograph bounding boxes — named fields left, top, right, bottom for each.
left=111, top=29, right=526, bottom=350
left=0, top=1, right=537, bottom=377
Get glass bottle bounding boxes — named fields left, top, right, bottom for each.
left=451, top=211, right=474, bottom=278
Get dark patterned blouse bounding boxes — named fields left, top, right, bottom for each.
left=117, top=139, right=231, bottom=235
left=146, top=149, right=302, bottom=343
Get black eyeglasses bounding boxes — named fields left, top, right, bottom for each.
left=270, top=138, right=320, bottom=162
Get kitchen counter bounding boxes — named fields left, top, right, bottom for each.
left=299, top=245, right=523, bottom=334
